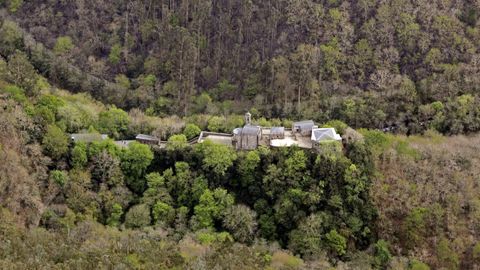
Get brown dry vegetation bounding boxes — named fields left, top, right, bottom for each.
left=372, top=131, right=480, bottom=269
left=0, top=97, right=49, bottom=227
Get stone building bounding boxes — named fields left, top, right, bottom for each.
left=233, top=125, right=262, bottom=150
left=310, top=128, right=342, bottom=148
left=292, top=120, right=316, bottom=136
left=135, top=134, right=160, bottom=145
left=270, top=127, right=285, bottom=140
left=70, top=133, right=108, bottom=143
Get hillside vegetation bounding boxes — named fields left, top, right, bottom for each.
left=2, top=0, right=480, bottom=134
left=1, top=1, right=480, bottom=269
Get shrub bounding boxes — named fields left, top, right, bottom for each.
left=108, top=44, right=122, bottom=64
left=54, top=36, right=74, bottom=55
left=152, top=202, right=175, bottom=225
left=42, top=124, right=69, bottom=159
left=50, top=170, right=68, bottom=187
left=325, top=229, right=347, bottom=256
left=166, top=134, right=188, bottom=151
left=409, top=259, right=430, bottom=270
left=374, top=239, right=392, bottom=268
left=323, top=119, right=348, bottom=135
left=124, top=204, right=151, bottom=228
left=183, top=124, right=201, bottom=140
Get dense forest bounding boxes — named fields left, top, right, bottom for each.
left=1, top=0, right=480, bottom=269
left=2, top=0, right=480, bottom=134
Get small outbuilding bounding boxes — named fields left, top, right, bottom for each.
left=135, top=134, right=160, bottom=145
left=270, top=127, right=285, bottom=140
left=292, top=120, right=316, bottom=136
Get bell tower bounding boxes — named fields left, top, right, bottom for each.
left=245, top=111, right=252, bottom=125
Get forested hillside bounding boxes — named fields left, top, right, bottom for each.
left=2, top=0, right=480, bottom=133
left=1, top=1, right=480, bottom=269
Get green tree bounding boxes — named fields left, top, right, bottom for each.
left=194, top=188, right=234, bottom=229
left=325, top=229, right=347, bottom=256
left=374, top=239, right=392, bottom=268
left=7, top=0, right=23, bottom=13
left=166, top=134, right=188, bottom=151
left=54, top=36, right=74, bottom=55
left=71, top=142, right=87, bottom=168
left=120, top=142, right=154, bottom=193
left=91, top=150, right=124, bottom=187
left=124, top=204, right=151, bottom=228
left=142, top=172, right=172, bottom=206
left=115, top=74, right=131, bottom=89
left=436, top=238, right=459, bottom=270
left=195, top=140, right=237, bottom=177
left=0, top=20, right=22, bottom=56
left=238, top=150, right=260, bottom=187
left=404, top=207, right=428, bottom=249
left=409, top=260, right=430, bottom=270
left=153, top=201, right=175, bottom=226
left=288, top=214, right=328, bottom=257
left=7, top=51, right=38, bottom=96
left=50, top=170, right=68, bottom=187
left=108, top=43, right=122, bottom=64
left=183, top=123, right=201, bottom=140
left=323, top=120, right=348, bottom=135
left=107, top=203, right=123, bottom=227
left=207, top=116, right=225, bottom=132
left=42, top=124, right=69, bottom=159
left=97, top=106, right=130, bottom=139
left=222, top=204, right=257, bottom=243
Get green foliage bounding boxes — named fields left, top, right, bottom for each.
left=323, top=120, right=348, bottom=135
left=195, top=140, right=237, bottom=177
left=395, top=140, right=420, bottom=160
left=238, top=150, right=260, bottom=186
left=124, top=204, right=151, bottom=228
left=108, top=44, right=122, bottom=64
left=97, top=106, right=130, bottom=139
left=318, top=141, right=343, bottom=156
left=409, top=259, right=430, bottom=270
left=325, top=229, right=347, bottom=256
left=207, top=116, right=224, bottom=132
left=288, top=214, right=327, bottom=257
left=0, top=20, right=22, bottom=56
left=37, top=94, right=66, bottom=114
left=54, top=36, right=74, bottom=55
left=107, top=203, right=123, bottom=227
left=193, top=93, right=213, bottom=113
left=115, top=74, right=131, bottom=89
left=152, top=201, right=175, bottom=225
left=88, top=139, right=121, bottom=159
left=6, top=51, right=38, bottom=96
left=50, top=170, right=68, bottom=187
left=374, top=239, right=392, bottom=268
left=7, top=0, right=23, bottom=13
left=196, top=230, right=234, bottom=245
left=143, top=74, right=156, bottom=87
left=166, top=134, right=188, bottom=151
left=120, top=142, right=154, bottom=193
left=436, top=238, right=459, bottom=270
left=473, top=242, right=480, bottom=261
left=404, top=207, right=428, bottom=249
left=1, top=84, right=27, bottom=103
left=222, top=204, right=257, bottom=243
left=194, top=188, right=234, bottom=229
left=360, top=129, right=391, bottom=153
left=42, top=124, right=69, bottom=159
left=183, top=123, right=201, bottom=140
